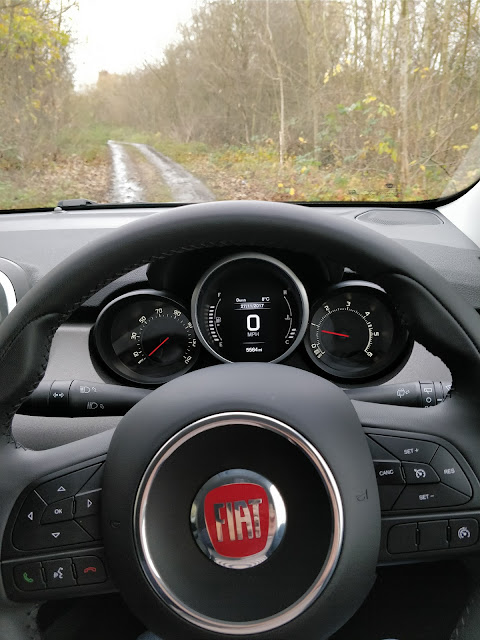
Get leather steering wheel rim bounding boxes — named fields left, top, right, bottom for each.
left=1, top=200, right=480, bottom=640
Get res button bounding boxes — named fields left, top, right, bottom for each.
left=430, top=448, right=472, bottom=496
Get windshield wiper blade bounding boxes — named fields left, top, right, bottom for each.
left=56, top=198, right=99, bottom=208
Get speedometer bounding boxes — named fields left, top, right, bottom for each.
left=192, top=253, right=308, bottom=363
left=94, top=290, right=200, bottom=385
left=305, top=281, right=410, bottom=382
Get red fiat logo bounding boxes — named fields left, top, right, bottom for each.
left=204, top=482, right=270, bottom=558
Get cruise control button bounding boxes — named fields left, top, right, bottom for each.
left=387, top=523, right=417, bottom=553
left=75, top=489, right=101, bottom=518
left=450, top=518, right=479, bottom=548
left=14, top=520, right=92, bottom=551
left=430, top=448, right=472, bottom=496
left=73, top=556, right=107, bottom=585
left=402, top=462, right=439, bottom=484
left=418, top=520, right=448, bottom=551
left=393, top=483, right=470, bottom=510
left=374, top=461, right=404, bottom=485
left=43, top=559, right=76, bottom=588
left=36, top=465, right=101, bottom=504
left=370, top=435, right=438, bottom=463
left=13, top=562, right=45, bottom=591
left=41, top=498, right=74, bottom=524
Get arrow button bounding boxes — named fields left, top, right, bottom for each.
left=74, top=489, right=101, bottom=518
left=36, top=465, right=100, bottom=504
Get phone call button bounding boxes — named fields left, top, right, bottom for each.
left=73, top=556, right=106, bottom=585
left=14, top=562, right=45, bottom=591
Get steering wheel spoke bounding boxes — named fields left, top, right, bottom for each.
left=353, top=399, right=480, bottom=563
left=1, top=431, right=113, bottom=603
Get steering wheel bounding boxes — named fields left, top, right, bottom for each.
left=1, top=201, right=480, bottom=640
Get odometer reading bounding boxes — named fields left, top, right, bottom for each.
left=305, top=282, right=410, bottom=381
left=94, top=291, right=200, bottom=385
left=192, top=254, right=308, bottom=363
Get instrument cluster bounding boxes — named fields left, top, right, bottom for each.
left=92, top=252, right=412, bottom=387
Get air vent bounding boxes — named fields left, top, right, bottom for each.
left=357, top=209, right=443, bottom=226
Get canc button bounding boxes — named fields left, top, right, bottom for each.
left=374, top=461, right=404, bottom=485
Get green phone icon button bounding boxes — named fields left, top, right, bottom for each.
left=23, top=572, right=34, bottom=583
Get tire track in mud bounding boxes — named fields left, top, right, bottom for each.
left=108, top=140, right=215, bottom=203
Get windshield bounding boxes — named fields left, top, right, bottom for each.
left=1, top=0, right=479, bottom=209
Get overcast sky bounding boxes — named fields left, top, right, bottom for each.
left=69, top=0, right=200, bottom=89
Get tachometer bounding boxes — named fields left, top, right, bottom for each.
left=192, top=253, right=308, bottom=363
left=305, top=281, right=410, bottom=382
left=94, top=290, right=200, bottom=385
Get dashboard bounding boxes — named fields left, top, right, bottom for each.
left=91, top=251, right=412, bottom=387
left=0, top=204, right=477, bottom=450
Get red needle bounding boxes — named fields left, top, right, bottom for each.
left=148, top=337, right=170, bottom=356
left=321, top=330, right=350, bottom=338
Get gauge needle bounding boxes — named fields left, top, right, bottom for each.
left=148, top=337, right=170, bottom=356
left=321, top=330, right=350, bottom=338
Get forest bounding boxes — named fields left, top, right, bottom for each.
left=1, top=0, right=480, bottom=207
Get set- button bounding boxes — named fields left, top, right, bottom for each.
left=368, top=435, right=472, bottom=511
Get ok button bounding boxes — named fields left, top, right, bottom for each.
left=373, top=461, right=405, bottom=485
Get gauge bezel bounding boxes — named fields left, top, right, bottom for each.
left=191, top=253, right=309, bottom=364
left=304, top=280, right=412, bottom=383
left=93, top=289, right=200, bottom=386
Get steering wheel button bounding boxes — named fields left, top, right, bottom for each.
left=13, top=562, right=45, bottom=591
left=402, top=462, right=440, bottom=484
left=73, top=556, right=107, bottom=585
left=75, top=489, right=101, bottom=518
left=43, top=559, right=76, bottom=588
left=449, top=518, right=479, bottom=548
left=370, top=435, right=438, bottom=463
left=14, top=520, right=92, bottom=551
left=430, top=448, right=472, bottom=496
left=374, top=461, right=404, bottom=485
left=387, top=523, right=417, bottom=553
left=14, top=491, right=46, bottom=529
left=36, top=465, right=101, bottom=504
left=418, top=520, right=448, bottom=551
left=393, top=483, right=470, bottom=510
left=41, top=497, right=74, bottom=524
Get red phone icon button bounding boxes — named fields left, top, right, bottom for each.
left=73, top=556, right=106, bottom=585
left=83, top=566, right=97, bottom=574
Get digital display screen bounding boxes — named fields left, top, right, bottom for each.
left=194, top=256, right=306, bottom=363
